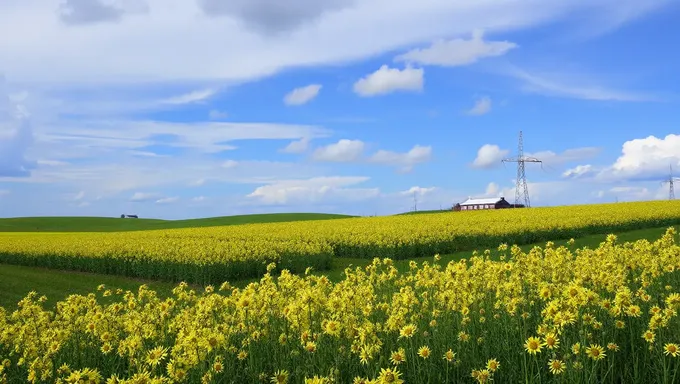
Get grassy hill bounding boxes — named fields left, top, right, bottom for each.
left=0, top=213, right=355, bottom=232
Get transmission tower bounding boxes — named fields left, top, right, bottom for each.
left=502, top=130, right=543, bottom=208
left=663, top=164, right=679, bottom=200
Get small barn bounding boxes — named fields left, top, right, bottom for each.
left=453, top=197, right=512, bottom=211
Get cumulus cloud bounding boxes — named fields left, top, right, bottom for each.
left=562, top=164, right=594, bottom=178
left=567, top=134, right=680, bottom=182
left=394, top=30, right=517, bottom=67
left=311, top=139, right=365, bottom=162
left=483, top=182, right=501, bottom=197
left=284, top=84, right=322, bottom=106
left=0, top=76, right=35, bottom=177
left=353, top=65, right=424, bottom=97
left=280, top=137, right=311, bottom=154
left=471, top=144, right=509, bottom=169
left=368, top=145, right=432, bottom=173
left=609, top=134, right=680, bottom=176
left=246, top=176, right=379, bottom=205
left=466, top=96, right=492, bottom=116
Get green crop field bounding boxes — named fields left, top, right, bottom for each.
left=0, top=212, right=354, bottom=232
left=0, top=225, right=673, bottom=310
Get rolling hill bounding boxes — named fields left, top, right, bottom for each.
left=0, top=213, right=355, bottom=232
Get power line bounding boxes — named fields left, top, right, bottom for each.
left=502, top=130, right=543, bottom=208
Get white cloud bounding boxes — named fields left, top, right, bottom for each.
left=570, top=134, right=680, bottom=182
left=73, top=191, right=85, bottom=201
left=368, top=145, right=432, bottom=173
left=246, top=176, right=379, bottom=205
left=161, top=88, right=217, bottom=105
left=37, top=159, right=69, bottom=167
left=394, top=29, right=517, bottom=67
left=484, top=182, right=501, bottom=197
left=466, top=96, right=492, bottom=116
left=473, top=143, right=600, bottom=170
left=284, top=84, right=322, bottom=106
left=0, top=1, right=670, bottom=84
left=156, top=196, right=179, bottom=204
left=399, top=186, right=436, bottom=196
left=197, top=0, right=353, bottom=35
left=353, top=65, right=424, bottom=97
left=189, top=178, right=206, bottom=187
left=280, top=137, right=311, bottom=154
left=506, top=66, right=658, bottom=102
left=209, top=110, right=228, bottom=120
left=31, top=120, right=330, bottom=160
left=562, top=164, right=593, bottom=178
left=472, top=144, right=509, bottom=169
left=222, top=160, right=239, bottom=168
left=610, top=134, right=680, bottom=175
left=312, top=139, right=365, bottom=162
left=0, top=76, right=35, bottom=177
left=592, top=185, right=659, bottom=202
left=130, top=192, right=162, bottom=202
left=192, top=196, right=206, bottom=202
left=528, top=147, right=601, bottom=166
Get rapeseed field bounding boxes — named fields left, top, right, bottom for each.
left=1, top=227, right=679, bottom=383
left=1, top=201, right=680, bottom=283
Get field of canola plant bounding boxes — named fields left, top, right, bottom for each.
left=1, top=227, right=680, bottom=383
left=1, top=200, right=680, bottom=284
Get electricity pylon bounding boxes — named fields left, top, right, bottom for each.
left=502, top=131, right=543, bottom=208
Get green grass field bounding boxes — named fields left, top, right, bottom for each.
left=1, top=225, right=673, bottom=309
left=0, top=212, right=354, bottom=232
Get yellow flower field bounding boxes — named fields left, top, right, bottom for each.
left=1, top=201, right=680, bottom=283
left=1, top=228, right=679, bottom=383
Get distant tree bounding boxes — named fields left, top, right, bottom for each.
left=121, top=214, right=125, bottom=218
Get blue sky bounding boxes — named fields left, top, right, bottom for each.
left=1, top=0, right=680, bottom=219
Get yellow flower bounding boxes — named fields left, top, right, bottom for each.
left=390, top=348, right=406, bottom=365
left=398, top=324, right=416, bottom=339
left=524, top=336, right=543, bottom=355
left=664, top=343, right=679, bottom=357
left=585, top=344, right=606, bottom=361
left=417, top=346, right=431, bottom=359
left=443, top=349, right=456, bottom=363
left=548, top=359, right=565, bottom=375
left=305, top=341, right=317, bottom=353
left=377, top=367, right=403, bottom=384
left=543, top=333, right=559, bottom=349
left=486, top=358, right=500, bottom=372
left=271, top=369, right=289, bottom=384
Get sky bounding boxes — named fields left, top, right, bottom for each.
left=1, top=0, right=680, bottom=219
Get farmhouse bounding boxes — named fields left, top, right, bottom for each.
left=453, top=197, right=512, bottom=211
